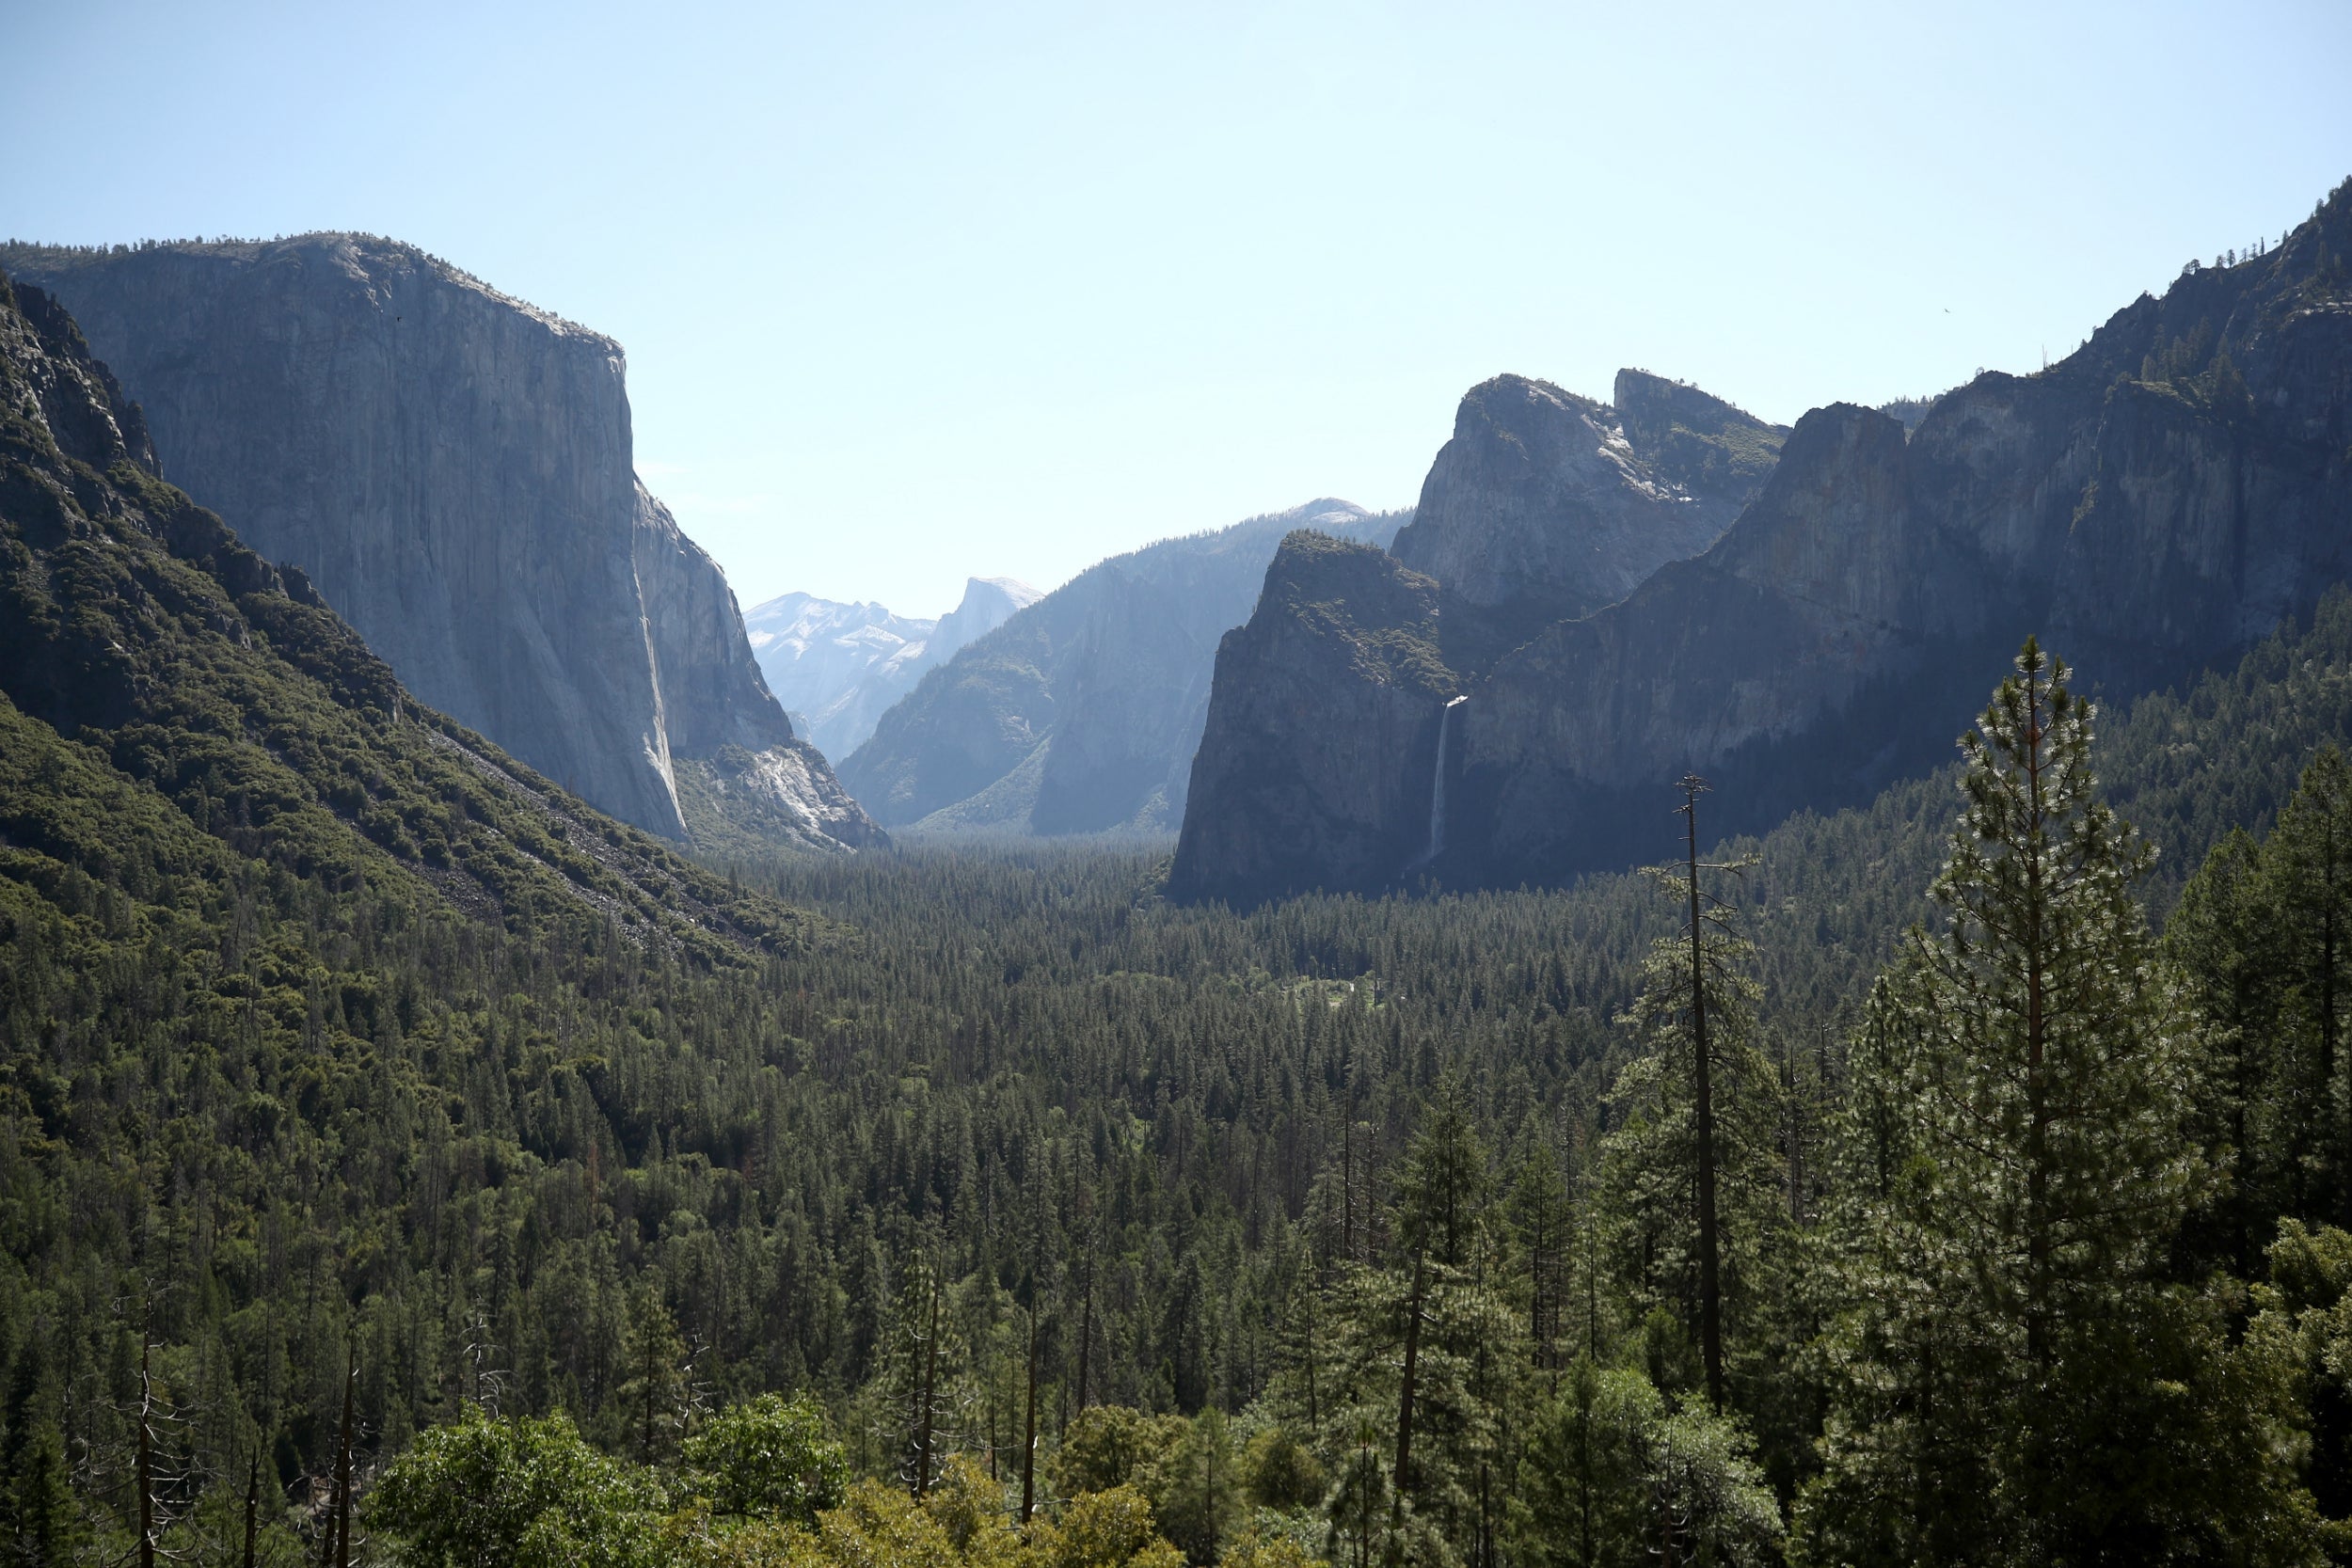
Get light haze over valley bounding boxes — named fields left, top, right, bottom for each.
left=8, top=7, right=2352, bottom=1567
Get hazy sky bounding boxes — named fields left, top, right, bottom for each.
left=8, top=1, right=2350, bottom=618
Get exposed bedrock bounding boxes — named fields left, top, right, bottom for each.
left=5, top=234, right=879, bottom=850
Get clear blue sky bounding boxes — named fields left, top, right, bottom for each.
left=8, top=1, right=2349, bottom=618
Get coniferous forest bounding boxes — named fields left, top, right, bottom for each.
left=24, top=418, right=2352, bottom=1565
left=14, top=225, right=2352, bottom=1567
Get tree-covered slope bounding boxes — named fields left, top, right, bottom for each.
left=1535, top=586, right=2352, bottom=1037
left=18, top=255, right=2352, bottom=1562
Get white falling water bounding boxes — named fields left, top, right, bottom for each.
left=1420, top=696, right=1468, bottom=866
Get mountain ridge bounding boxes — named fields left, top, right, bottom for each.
left=749, top=576, right=1041, bottom=761
left=1172, top=179, right=2352, bottom=902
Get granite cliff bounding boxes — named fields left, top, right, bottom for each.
left=0, top=265, right=813, bottom=953
left=1173, top=181, right=2352, bottom=901
left=839, top=500, right=1406, bottom=835
left=1169, top=532, right=1454, bottom=895
left=746, top=575, right=1040, bottom=761
left=0, top=234, right=880, bottom=853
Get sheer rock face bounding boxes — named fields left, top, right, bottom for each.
left=1175, top=184, right=2352, bottom=902
left=1168, top=531, right=1454, bottom=899
left=2, top=235, right=878, bottom=850
left=1389, top=370, right=1784, bottom=628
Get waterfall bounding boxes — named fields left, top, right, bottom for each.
left=1419, top=696, right=1467, bottom=867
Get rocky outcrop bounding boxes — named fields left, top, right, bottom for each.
left=840, top=499, right=1407, bottom=834
left=1614, top=368, right=1789, bottom=501
left=8, top=282, right=157, bottom=475
left=1, top=234, right=879, bottom=852
left=747, top=576, right=1040, bottom=760
left=1389, top=370, right=1783, bottom=642
left=674, top=742, right=890, bottom=858
left=1168, top=532, right=1455, bottom=899
left=930, top=577, right=1041, bottom=664
left=1174, top=181, right=2352, bottom=902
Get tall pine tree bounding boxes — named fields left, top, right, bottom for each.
left=1800, top=639, right=2316, bottom=1565
left=1600, top=796, right=1782, bottom=1420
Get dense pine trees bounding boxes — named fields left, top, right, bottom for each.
left=1799, top=642, right=2314, bottom=1563
left=23, top=607, right=2352, bottom=1561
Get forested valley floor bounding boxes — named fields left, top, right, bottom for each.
left=20, top=573, right=2352, bottom=1562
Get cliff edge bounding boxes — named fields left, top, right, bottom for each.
left=0, top=233, right=880, bottom=853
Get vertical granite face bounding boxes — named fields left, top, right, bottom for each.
left=1168, top=531, right=1455, bottom=900
left=2, top=235, right=879, bottom=851
left=1172, top=182, right=2352, bottom=902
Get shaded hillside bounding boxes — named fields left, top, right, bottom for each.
left=840, top=499, right=1406, bottom=835
left=1175, top=179, right=2352, bottom=902
left=0, top=234, right=878, bottom=853
left=1540, top=586, right=2352, bottom=1024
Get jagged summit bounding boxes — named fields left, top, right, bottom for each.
left=930, top=575, right=1044, bottom=656
left=1388, top=370, right=1787, bottom=635
left=746, top=573, right=1041, bottom=761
